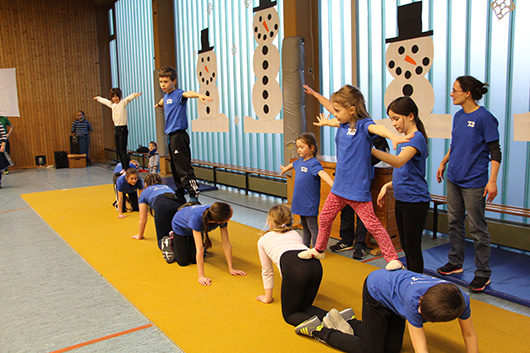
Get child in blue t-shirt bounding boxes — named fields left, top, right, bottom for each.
left=132, top=173, right=185, bottom=250
left=163, top=202, right=246, bottom=286
left=371, top=97, right=431, bottom=274
left=113, top=160, right=140, bottom=175
left=299, top=85, right=411, bottom=270
left=114, top=168, right=144, bottom=219
left=155, top=66, right=212, bottom=203
left=295, top=269, right=478, bottom=353
left=280, top=133, right=333, bottom=247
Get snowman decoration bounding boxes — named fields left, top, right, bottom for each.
left=191, top=28, right=229, bottom=133
left=244, top=0, right=283, bottom=134
left=380, top=1, right=452, bottom=139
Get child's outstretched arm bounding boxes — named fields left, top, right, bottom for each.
left=94, top=96, right=112, bottom=108
left=154, top=98, right=164, bottom=108
left=183, top=91, right=213, bottom=105
left=406, top=322, right=429, bottom=353
left=458, top=317, right=479, bottom=353
left=257, top=239, right=274, bottom=304
left=313, top=112, right=340, bottom=128
left=132, top=203, right=149, bottom=240
left=318, top=170, right=334, bottom=187
left=371, top=145, right=418, bottom=169
left=279, top=163, right=293, bottom=175
left=368, top=124, right=413, bottom=150
left=220, top=227, right=247, bottom=277
left=192, top=230, right=211, bottom=286
left=123, top=92, right=142, bottom=106
left=303, top=85, right=336, bottom=114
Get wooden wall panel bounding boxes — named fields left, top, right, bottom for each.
left=0, top=0, right=105, bottom=167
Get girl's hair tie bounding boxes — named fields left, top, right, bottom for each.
left=281, top=224, right=286, bottom=228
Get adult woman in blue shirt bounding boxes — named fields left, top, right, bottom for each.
left=436, top=76, right=501, bottom=292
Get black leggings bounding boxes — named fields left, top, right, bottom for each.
left=279, top=250, right=327, bottom=326
left=114, top=125, right=129, bottom=170
left=151, top=195, right=184, bottom=249
left=313, top=279, right=405, bottom=353
left=395, top=200, right=429, bottom=273
left=173, top=235, right=197, bottom=266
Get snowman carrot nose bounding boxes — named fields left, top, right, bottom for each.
left=262, top=21, right=269, bottom=32
left=205, top=66, right=209, bottom=73
left=405, top=55, right=417, bottom=66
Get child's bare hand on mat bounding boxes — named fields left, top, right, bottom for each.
left=118, top=214, right=126, bottom=219
left=131, top=234, right=144, bottom=240
left=230, top=269, right=247, bottom=276
left=256, top=295, right=273, bottom=304
left=199, top=276, right=212, bottom=286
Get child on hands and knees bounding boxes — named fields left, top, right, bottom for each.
left=164, top=202, right=246, bottom=286
left=371, top=97, right=431, bottom=274
left=300, top=84, right=412, bottom=270
left=131, top=173, right=184, bottom=253
left=257, top=205, right=355, bottom=334
left=280, top=133, right=333, bottom=248
left=295, top=269, right=478, bottom=353
left=114, top=168, right=145, bottom=219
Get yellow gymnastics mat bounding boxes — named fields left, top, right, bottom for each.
left=23, top=185, right=530, bottom=353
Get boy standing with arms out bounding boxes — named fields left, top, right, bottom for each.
left=296, top=269, right=478, bottom=353
left=155, top=66, right=212, bottom=203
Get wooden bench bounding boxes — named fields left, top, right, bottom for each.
left=431, top=194, right=530, bottom=237
left=191, top=159, right=286, bottom=195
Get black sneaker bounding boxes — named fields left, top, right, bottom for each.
left=161, top=236, right=175, bottom=264
left=437, top=263, right=463, bottom=275
left=468, top=276, right=490, bottom=292
left=353, top=248, right=366, bottom=260
left=329, top=242, right=354, bottom=252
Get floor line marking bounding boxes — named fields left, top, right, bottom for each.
left=48, top=323, right=154, bottom=353
left=0, top=206, right=31, bottom=214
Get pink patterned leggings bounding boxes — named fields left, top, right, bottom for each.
left=315, top=192, right=398, bottom=263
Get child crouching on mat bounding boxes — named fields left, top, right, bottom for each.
left=132, top=173, right=185, bottom=250
left=295, top=269, right=478, bottom=353
left=280, top=133, right=333, bottom=248
left=114, top=168, right=145, bottom=219
left=162, top=202, right=247, bottom=286
left=256, top=204, right=355, bottom=332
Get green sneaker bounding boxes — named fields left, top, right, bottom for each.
left=295, top=316, right=322, bottom=337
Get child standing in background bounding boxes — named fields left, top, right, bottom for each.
left=280, top=133, right=333, bottom=247
left=299, top=85, right=411, bottom=270
left=94, top=88, right=142, bottom=172
left=148, top=141, right=160, bottom=174
left=155, top=66, right=212, bottom=203
left=372, top=97, right=431, bottom=274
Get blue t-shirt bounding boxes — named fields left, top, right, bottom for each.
left=114, top=162, right=137, bottom=173
left=367, top=269, right=471, bottom=328
left=392, top=131, right=431, bottom=203
left=139, top=184, right=174, bottom=206
left=447, top=106, right=499, bottom=188
left=291, top=157, right=324, bottom=216
left=116, top=174, right=144, bottom=193
left=171, top=204, right=227, bottom=237
left=332, top=118, right=375, bottom=202
left=163, top=89, right=189, bottom=134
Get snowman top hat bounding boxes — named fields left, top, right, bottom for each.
left=386, top=1, right=433, bottom=43
left=198, top=28, right=214, bottom=54
left=253, top=0, right=277, bottom=12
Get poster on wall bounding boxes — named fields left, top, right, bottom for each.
left=0, top=68, right=20, bottom=117
left=244, top=0, right=283, bottom=134
left=191, top=28, right=230, bottom=133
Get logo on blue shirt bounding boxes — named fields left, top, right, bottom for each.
left=167, top=99, right=173, bottom=105
left=467, top=121, right=475, bottom=128
left=301, top=167, right=308, bottom=172
left=347, top=128, right=357, bottom=136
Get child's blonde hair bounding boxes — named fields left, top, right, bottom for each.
left=266, top=205, right=293, bottom=234
left=331, top=84, right=370, bottom=123
left=296, top=133, right=318, bottom=157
